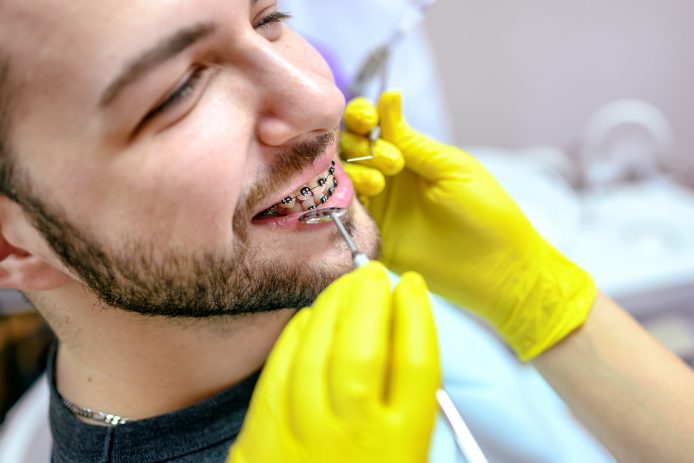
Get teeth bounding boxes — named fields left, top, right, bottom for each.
left=301, top=197, right=316, bottom=209
left=258, top=162, right=340, bottom=218
left=312, top=185, right=327, bottom=203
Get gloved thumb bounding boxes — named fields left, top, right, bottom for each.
left=378, top=90, right=468, bottom=182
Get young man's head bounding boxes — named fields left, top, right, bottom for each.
left=0, top=0, right=379, bottom=321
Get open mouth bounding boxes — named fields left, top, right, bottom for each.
left=254, top=160, right=338, bottom=219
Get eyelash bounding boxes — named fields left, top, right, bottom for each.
left=254, top=11, right=292, bottom=29
left=146, top=66, right=207, bottom=121
left=144, top=11, right=292, bottom=123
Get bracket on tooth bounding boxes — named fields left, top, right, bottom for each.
left=282, top=196, right=293, bottom=205
left=300, top=187, right=311, bottom=196
left=320, top=195, right=328, bottom=204
left=317, top=177, right=327, bottom=187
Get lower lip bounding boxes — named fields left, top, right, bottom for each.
left=250, top=160, right=355, bottom=231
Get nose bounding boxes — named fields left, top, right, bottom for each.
left=249, top=32, right=346, bottom=147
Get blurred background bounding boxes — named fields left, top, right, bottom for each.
left=427, top=0, right=694, bottom=184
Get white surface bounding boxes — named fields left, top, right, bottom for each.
left=571, top=181, right=694, bottom=311
left=470, top=146, right=694, bottom=322
left=0, top=375, right=51, bottom=463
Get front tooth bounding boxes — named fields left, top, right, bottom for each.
left=312, top=186, right=327, bottom=202
left=278, top=197, right=296, bottom=209
left=301, top=197, right=316, bottom=210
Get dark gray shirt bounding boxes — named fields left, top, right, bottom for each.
left=47, top=345, right=259, bottom=463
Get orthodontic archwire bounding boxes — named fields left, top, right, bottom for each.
left=267, top=161, right=338, bottom=212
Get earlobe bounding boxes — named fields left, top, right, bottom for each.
left=0, top=232, right=70, bottom=291
left=0, top=197, right=71, bottom=292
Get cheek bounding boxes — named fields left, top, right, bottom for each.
left=134, top=98, right=254, bottom=245
left=80, top=93, right=255, bottom=251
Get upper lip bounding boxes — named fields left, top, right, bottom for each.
left=252, top=144, right=336, bottom=217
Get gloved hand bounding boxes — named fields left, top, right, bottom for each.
left=228, top=262, right=440, bottom=463
left=340, top=91, right=597, bottom=361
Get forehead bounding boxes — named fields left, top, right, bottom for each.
left=2, top=0, right=232, bottom=60
left=1, top=0, right=238, bottom=117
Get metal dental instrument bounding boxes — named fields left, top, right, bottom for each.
left=299, top=207, right=371, bottom=267
left=299, top=207, right=489, bottom=463
left=348, top=0, right=440, bottom=99
left=345, top=0, right=440, bottom=166
left=344, top=124, right=380, bottom=164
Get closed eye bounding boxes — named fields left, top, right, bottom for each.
left=142, top=66, right=208, bottom=124
left=254, top=11, right=292, bottom=29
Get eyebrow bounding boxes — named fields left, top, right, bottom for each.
left=98, top=22, right=217, bottom=108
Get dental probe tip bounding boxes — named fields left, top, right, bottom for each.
left=327, top=211, right=370, bottom=268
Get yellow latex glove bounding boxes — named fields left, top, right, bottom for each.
left=341, top=92, right=597, bottom=361
left=340, top=97, right=406, bottom=205
left=228, top=262, right=440, bottom=463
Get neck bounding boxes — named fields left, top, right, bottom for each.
left=42, top=283, right=294, bottom=420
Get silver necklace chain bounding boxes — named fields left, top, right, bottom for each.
left=62, top=399, right=133, bottom=426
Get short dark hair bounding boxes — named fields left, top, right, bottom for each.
left=0, top=56, right=18, bottom=201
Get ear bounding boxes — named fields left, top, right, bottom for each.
left=0, top=197, right=72, bottom=291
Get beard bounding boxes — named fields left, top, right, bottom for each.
left=12, top=132, right=379, bottom=318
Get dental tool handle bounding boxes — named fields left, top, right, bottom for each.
left=328, top=212, right=487, bottom=461
left=349, top=254, right=489, bottom=462
left=436, top=389, right=489, bottom=463
left=353, top=252, right=371, bottom=268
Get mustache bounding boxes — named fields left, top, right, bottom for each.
left=232, top=130, right=337, bottom=238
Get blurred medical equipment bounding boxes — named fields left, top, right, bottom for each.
left=349, top=0, right=440, bottom=99
left=283, top=0, right=454, bottom=142
left=468, top=100, right=694, bottom=364
left=579, top=100, right=674, bottom=190
left=299, top=207, right=490, bottom=463
left=343, top=0, right=441, bottom=163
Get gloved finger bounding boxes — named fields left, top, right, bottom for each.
left=328, top=261, right=392, bottom=421
left=378, top=90, right=466, bottom=182
left=287, top=269, right=362, bottom=438
left=387, top=272, right=441, bottom=422
left=343, top=163, right=386, bottom=198
left=340, top=131, right=404, bottom=176
left=344, top=97, right=379, bottom=136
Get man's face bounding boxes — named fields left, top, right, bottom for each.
left=2, top=0, right=379, bottom=316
